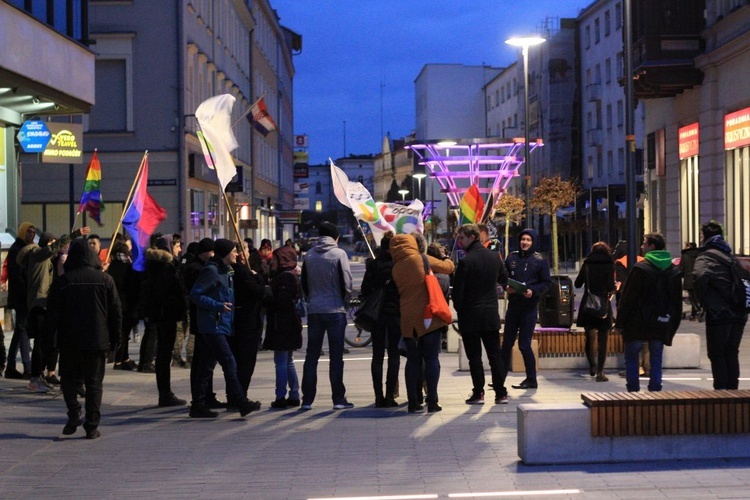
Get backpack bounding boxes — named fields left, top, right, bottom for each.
left=703, top=249, right=750, bottom=313
left=639, top=264, right=681, bottom=331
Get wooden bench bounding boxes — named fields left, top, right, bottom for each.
left=581, top=390, right=750, bottom=437
left=535, top=328, right=623, bottom=357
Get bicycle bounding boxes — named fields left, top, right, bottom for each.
left=344, top=297, right=373, bottom=347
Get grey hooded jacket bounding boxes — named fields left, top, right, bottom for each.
left=301, top=236, right=353, bottom=314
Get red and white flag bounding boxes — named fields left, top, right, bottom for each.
left=249, top=96, right=278, bottom=135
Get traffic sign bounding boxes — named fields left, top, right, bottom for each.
left=17, top=120, right=51, bottom=153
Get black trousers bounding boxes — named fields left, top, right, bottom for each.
left=229, top=330, right=260, bottom=397
left=462, top=329, right=506, bottom=397
left=371, top=316, right=401, bottom=399
left=706, top=319, right=747, bottom=390
left=155, top=319, right=177, bottom=398
left=60, top=348, right=106, bottom=431
left=28, top=307, right=51, bottom=378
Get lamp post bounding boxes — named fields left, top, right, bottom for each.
left=413, top=172, right=426, bottom=201
left=506, top=35, right=546, bottom=228
left=398, top=189, right=409, bottom=201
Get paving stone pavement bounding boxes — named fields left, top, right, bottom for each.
left=2, top=273, right=750, bottom=499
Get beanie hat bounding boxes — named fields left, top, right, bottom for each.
left=214, top=238, right=235, bottom=259
left=197, top=237, right=215, bottom=255
left=319, top=221, right=340, bottom=240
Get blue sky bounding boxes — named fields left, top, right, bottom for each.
left=275, top=1, right=593, bottom=165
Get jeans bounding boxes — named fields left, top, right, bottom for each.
left=371, top=315, right=401, bottom=400
left=60, top=348, right=107, bottom=431
left=155, top=319, right=177, bottom=398
left=274, top=350, right=300, bottom=400
left=302, top=313, right=347, bottom=406
left=7, top=306, right=31, bottom=373
left=625, top=340, right=663, bottom=392
left=500, top=305, right=538, bottom=383
left=195, top=333, right=246, bottom=406
left=462, top=329, right=506, bottom=397
left=706, top=319, right=746, bottom=390
left=404, top=328, right=442, bottom=405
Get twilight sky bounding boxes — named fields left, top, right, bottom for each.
left=275, top=1, right=593, bottom=165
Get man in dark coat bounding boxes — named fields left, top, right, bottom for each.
left=693, top=221, right=748, bottom=390
left=453, top=224, right=509, bottom=404
left=4, top=222, right=36, bottom=379
left=679, top=241, right=702, bottom=320
left=46, top=239, right=122, bottom=439
left=500, top=228, right=551, bottom=390
left=614, top=233, right=682, bottom=392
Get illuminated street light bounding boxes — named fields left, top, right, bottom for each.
left=398, top=189, right=409, bottom=201
left=413, top=172, right=426, bottom=200
left=506, top=35, right=546, bottom=228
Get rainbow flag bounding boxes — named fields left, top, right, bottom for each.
left=78, top=150, right=104, bottom=225
left=122, top=155, right=166, bottom=271
left=459, top=183, right=485, bottom=224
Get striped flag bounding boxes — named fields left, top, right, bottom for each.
left=459, top=183, right=485, bottom=224
left=249, top=96, right=278, bottom=136
left=78, top=150, right=105, bottom=225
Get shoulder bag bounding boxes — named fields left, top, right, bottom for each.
left=422, top=254, right=452, bottom=328
left=581, top=264, right=609, bottom=318
left=354, top=281, right=387, bottom=332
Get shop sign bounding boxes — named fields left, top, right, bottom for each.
left=294, top=150, right=309, bottom=164
left=17, top=120, right=51, bottom=153
left=41, top=122, right=83, bottom=163
left=678, top=122, right=699, bottom=159
left=725, top=107, right=750, bottom=150
left=294, top=135, right=309, bottom=148
left=294, top=164, right=309, bottom=178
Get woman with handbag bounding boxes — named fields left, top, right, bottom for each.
left=574, top=241, right=616, bottom=381
left=360, top=232, right=401, bottom=407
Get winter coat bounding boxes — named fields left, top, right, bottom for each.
left=574, top=251, right=616, bottom=329
left=360, top=251, right=400, bottom=318
left=693, top=242, right=748, bottom=323
left=679, top=246, right=700, bottom=291
left=190, top=257, right=235, bottom=336
left=143, top=248, right=187, bottom=323
left=301, top=236, right=353, bottom=314
left=232, top=262, right=266, bottom=336
left=7, top=236, right=28, bottom=309
left=184, top=255, right=209, bottom=335
left=263, top=270, right=303, bottom=351
left=46, top=239, right=122, bottom=351
left=107, top=256, right=140, bottom=323
left=614, top=250, right=683, bottom=345
left=504, top=229, right=552, bottom=307
left=17, top=241, right=55, bottom=310
left=390, top=234, right=455, bottom=338
left=453, top=240, right=507, bottom=333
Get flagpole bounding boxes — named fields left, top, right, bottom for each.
left=105, top=151, right=148, bottom=264
left=232, top=94, right=265, bottom=129
left=71, top=147, right=98, bottom=233
left=356, top=220, right=376, bottom=260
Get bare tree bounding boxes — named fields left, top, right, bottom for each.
left=495, top=193, right=525, bottom=258
left=530, top=175, right=581, bottom=275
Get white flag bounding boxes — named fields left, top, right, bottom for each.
left=195, top=94, right=238, bottom=191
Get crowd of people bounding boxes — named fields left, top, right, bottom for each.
left=0, top=218, right=746, bottom=435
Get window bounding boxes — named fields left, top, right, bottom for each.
left=725, top=146, right=750, bottom=254
left=595, top=18, right=601, bottom=44
left=607, top=150, right=614, bottom=175
left=597, top=149, right=603, bottom=177
left=605, top=58, right=612, bottom=84
left=618, top=147, right=625, bottom=174
left=615, top=2, right=623, bottom=29
left=587, top=156, right=594, bottom=179
left=89, top=59, right=128, bottom=132
left=681, top=156, right=701, bottom=246
left=585, top=26, right=591, bottom=48
left=606, top=104, right=613, bottom=130
left=616, top=52, right=624, bottom=79
left=595, top=64, right=602, bottom=84
left=315, top=181, right=322, bottom=194
left=605, top=11, right=611, bottom=36
left=617, top=100, right=624, bottom=127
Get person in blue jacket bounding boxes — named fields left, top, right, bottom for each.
left=498, top=228, right=551, bottom=391
left=189, top=238, right=259, bottom=419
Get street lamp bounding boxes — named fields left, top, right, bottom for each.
left=413, top=172, right=426, bottom=200
left=398, top=189, right=409, bottom=201
left=506, top=35, right=546, bottom=228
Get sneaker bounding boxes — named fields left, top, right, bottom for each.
left=189, top=406, right=219, bottom=418
left=45, top=375, right=61, bottom=386
left=495, top=395, right=508, bottom=405
left=300, top=404, right=312, bottom=411
left=270, top=398, right=288, bottom=409
left=28, top=377, right=50, bottom=393
left=333, top=401, right=354, bottom=410
left=465, top=390, right=485, bottom=405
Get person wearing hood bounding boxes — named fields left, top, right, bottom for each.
left=143, top=234, right=188, bottom=407
left=3, top=221, right=36, bottom=379
left=263, top=245, right=303, bottom=408
left=390, top=232, right=455, bottom=413
left=498, top=228, right=551, bottom=391
left=614, top=233, right=682, bottom=392
left=299, top=222, right=354, bottom=411
left=45, top=239, right=122, bottom=439
left=679, top=241, right=702, bottom=321
left=574, top=241, right=616, bottom=381
left=693, top=221, right=749, bottom=390
left=17, top=230, right=58, bottom=392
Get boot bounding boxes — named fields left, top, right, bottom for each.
left=374, top=388, right=386, bottom=408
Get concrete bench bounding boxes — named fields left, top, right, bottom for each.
left=581, top=390, right=750, bottom=437
left=518, top=397, right=750, bottom=464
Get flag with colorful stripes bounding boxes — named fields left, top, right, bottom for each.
left=459, top=183, right=485, bottom=224
left=78, top=150, right=105, bottom=225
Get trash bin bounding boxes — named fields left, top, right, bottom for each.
left=538, top=275, right=575, bottom=328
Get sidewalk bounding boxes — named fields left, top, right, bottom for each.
left=3, top=312, right=750, bottom=499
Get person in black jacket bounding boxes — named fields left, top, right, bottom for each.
left=574, top=241, right=616, bottom=381
left=107, top=238, right=139, bottom=371
left=144, top=235, right=187, bottom=407
left=453, top=224, right=509, bottom=404
left=679, top=241, right=702, bottom=321
left=46, top=239, right=122, bottom=439
left=263, top=245, right=303, bottom=409
left=499, top=228, right=551, bottom=390
left=693, top=221, right=748, bottom=390
left=3, top=222, right=36, bottom=379
left=360, top=231, right=401, bottom=408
